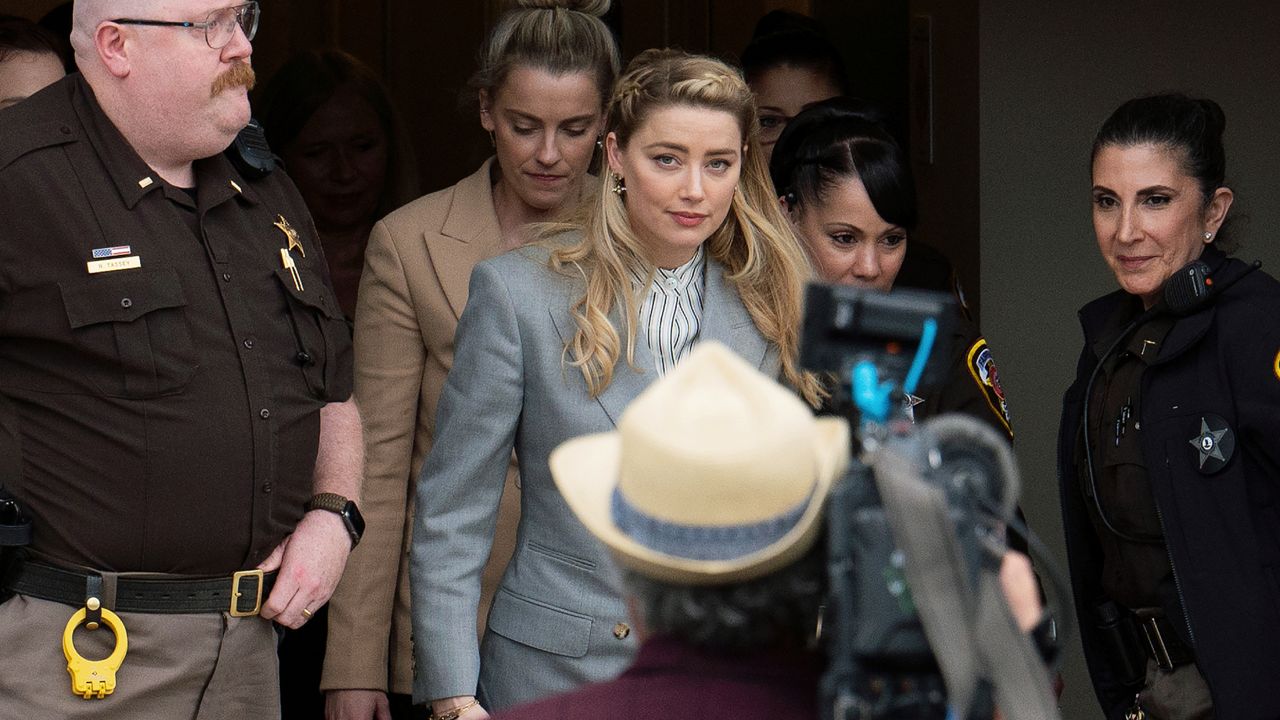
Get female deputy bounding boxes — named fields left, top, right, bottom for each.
left=769, top=99, right=1013, bottom=437
left=322, top=2, right=619, bottom=718
left=1059, top=94, right=1280, bottom=719
left=411, top=48, right=818, bottom=719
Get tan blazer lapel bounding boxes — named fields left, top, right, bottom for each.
left=425, top=158, right=503, bottom=320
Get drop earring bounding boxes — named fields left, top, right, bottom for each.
left=611, top=174, right=626, bottom=197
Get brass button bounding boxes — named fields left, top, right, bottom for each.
left=613, top=622, right=631, bottom=640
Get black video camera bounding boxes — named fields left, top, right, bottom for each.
left=801, top=283, right=1019, bottom=720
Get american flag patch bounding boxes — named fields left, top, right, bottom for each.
left=91, top=246, right=132, bottom=259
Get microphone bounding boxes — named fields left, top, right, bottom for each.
left=1160, top=260, right=1211, bottom=316
left=1158, top=258, right=1262, bottom=317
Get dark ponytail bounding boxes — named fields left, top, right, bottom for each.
left=769, top=97, right=916, bottom=231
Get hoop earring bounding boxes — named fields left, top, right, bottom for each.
left=611, top=174, right=626, bottom=197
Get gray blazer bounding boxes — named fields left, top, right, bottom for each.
left=409, top=243, right=779, bottom=709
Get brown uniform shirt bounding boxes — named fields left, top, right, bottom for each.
left=0, top=75, right=353, bottom=574
left=1078, top=297, right=1175, bottom=609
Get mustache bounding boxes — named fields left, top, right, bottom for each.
left=211, top=61, right=256, bottom=97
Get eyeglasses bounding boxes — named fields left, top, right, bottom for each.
left=114, top=2, right=260, bottom=50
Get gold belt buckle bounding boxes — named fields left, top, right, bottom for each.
left=229, top=569, right=264, bottom=617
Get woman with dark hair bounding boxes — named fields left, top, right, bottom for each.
left=770, top=98, right=1013, bottom=437
left=1058, top=93, right=1280, bottom=720
left=255, top=49, right=419, bottom=319
left=740, top=10, right=850, bottom=162
left=0, top=14, right=67, bottom=110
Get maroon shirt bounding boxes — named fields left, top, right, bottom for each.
left=0, top=75, right=353, bottom=574
left=494, top=636, right=822, bottom=720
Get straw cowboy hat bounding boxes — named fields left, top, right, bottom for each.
left=550, top=341, right=850, bottom=585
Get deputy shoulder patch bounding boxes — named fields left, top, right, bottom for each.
left=965, top=338, right=1013, bottom=436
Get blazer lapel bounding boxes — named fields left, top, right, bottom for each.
left=548, top=285, right=655, bottom=427
left=424, top=158, right=504, bottom=320
left=700, top=259, right=769, bottom=370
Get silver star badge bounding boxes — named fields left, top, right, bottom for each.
left=1189, top=418, right=1228, bottom=469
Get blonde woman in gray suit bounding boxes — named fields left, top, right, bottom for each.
left=412, top=49, right=823, bottom=719
left=322, top=3, right=619, bottom=719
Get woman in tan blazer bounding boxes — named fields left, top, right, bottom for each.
left=320, top=3, right=620, bottom=719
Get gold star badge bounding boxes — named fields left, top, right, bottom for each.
left=274, top=215, right=305, bottom=257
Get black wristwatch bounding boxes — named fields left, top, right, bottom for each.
left=306, top=493, right=365, bottom=548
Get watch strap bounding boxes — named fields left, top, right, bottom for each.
left=306, top=492, right=349, bottom=514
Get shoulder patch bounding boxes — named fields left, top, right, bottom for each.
left=965, top=337, right=1013, bottom=436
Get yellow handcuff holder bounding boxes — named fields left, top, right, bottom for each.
left=61, top=599, right=128, bottom=700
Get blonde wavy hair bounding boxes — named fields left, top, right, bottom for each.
left=547, top=48, right=822, bottom=405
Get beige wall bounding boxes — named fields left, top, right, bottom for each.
left=979, top=2, right=1280, bottom=716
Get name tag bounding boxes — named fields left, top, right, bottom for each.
left=87, top=256, right=142, bottom=274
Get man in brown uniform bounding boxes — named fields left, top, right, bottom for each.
left=0, top=1, right=362, bottom=717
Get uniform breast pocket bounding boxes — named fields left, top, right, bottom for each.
left=273, top=266, right=352, bottom=401
left=58, top=268, right=198, bottom=398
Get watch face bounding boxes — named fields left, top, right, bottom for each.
left=343, top=501, right=365, bottom=541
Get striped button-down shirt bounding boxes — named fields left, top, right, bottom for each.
left=630, top=247, right=707, bottom=377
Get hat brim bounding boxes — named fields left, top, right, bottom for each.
left=550, top=417, right=849, bottom=586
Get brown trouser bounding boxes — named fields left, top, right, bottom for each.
left=0, top=594, right=280, bottom=720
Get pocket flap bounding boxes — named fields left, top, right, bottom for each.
left=273, top=266, right=339, bottom=318
left=60, top=268, right=187, bottom=328
left=487, top=588, right=592, bottom=658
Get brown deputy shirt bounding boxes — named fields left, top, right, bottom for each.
left=1078, top=297, right=1176, bottom=609
left=0, top=75, right=353, bottom=575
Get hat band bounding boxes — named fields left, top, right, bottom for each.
left=611, top=486, right=814, bottom=562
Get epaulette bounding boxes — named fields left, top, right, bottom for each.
left=0, top=116, right=79, bottom=173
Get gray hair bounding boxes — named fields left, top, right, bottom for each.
left=624, top=543, right=825, bottom=652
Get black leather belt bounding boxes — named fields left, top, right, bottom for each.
left=5, top=561, right=276, bottom=616
left=1133, top=607, right=1195, bottom=670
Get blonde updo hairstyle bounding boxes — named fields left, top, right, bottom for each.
left=549, top=49, right=822, bottom=405
left=470, top=0, right=620, bottom=108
